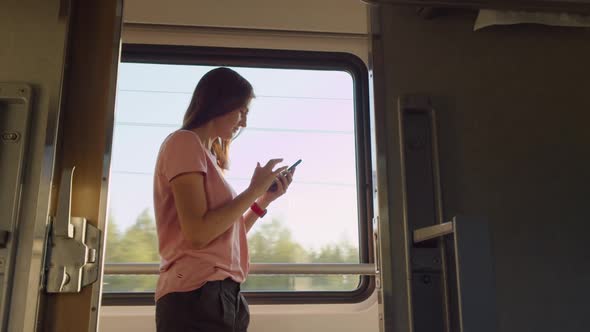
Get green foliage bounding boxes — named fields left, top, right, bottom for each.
left=103, top=210, right=360, bottom=293
left=103, top=209, right=159, bottom=292
left=248, top=218, right=308, bottom=263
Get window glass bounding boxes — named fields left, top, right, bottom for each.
left=104, top=63, right=361, bottom=293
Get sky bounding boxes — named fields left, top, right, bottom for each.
left=107, top=63, right=361, bottom=251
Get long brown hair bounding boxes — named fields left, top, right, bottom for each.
left=181, top=67, right=253, bottom=170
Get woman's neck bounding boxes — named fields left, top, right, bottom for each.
left=191, top=125, right=217, bottom=150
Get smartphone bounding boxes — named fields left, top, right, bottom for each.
left=268, top=159, right=302, bottom=192
left=287, top=159, right=302, bottom=172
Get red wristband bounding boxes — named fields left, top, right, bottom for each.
left=250, top=202, right=267, bottom=218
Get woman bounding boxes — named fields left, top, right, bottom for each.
left=153, top=67, right=294, bottom=332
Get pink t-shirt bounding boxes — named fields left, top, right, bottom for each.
left=153, top=129, right=249, bottom=302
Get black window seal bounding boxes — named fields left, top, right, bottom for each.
left=102, top=43, right=374, bottom=306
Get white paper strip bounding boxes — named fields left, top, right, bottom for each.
left=474, top=9, right=590, bottom=31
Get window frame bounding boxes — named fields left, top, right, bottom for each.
left=102, top=43, right=374, bottom=306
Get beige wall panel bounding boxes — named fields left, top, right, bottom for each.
left=99, top=294, right=379, bottom=332
left=123, top=24, right=369, bottom=64
left=123, top=0, right=368, bottom=34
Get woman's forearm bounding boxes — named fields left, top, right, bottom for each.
left=193, top=188, right=259, bottom=248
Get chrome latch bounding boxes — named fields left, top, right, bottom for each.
left=45, top=167, right=101, bottom=293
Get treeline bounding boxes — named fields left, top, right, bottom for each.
left=104, top=209, right=359, bottom=292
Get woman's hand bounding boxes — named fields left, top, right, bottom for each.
left=258, top=167, right=295, bottom=206
left=247, top=159, right=288, bottom=198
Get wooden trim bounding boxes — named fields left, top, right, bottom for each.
left=42, top=0, right=122, bottom=331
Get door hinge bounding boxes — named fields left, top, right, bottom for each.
left=372, top=216, right=382, bottom=289
left=44, top=167, right=102, bottom=293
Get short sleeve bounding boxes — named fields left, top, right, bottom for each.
left=160, top=130, right=208, bottom=182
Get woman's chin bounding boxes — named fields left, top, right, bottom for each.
left=229, top=131, right=241, bottom=139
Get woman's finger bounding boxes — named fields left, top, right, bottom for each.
left=264, top=158, right=284, bottom=170
left=279, top=174, right=289, bottom=191
left=285, top=171, right=293, bottom=184
left=272, top=166, right=288, bottom=176
left=274, top=176, right=286, bottom=193
left=281, top=172, right=289, bottom=191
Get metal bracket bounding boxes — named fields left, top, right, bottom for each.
left=414, top=216, right=498, bottom=332
left=45, top=167, right=101, bottom=293
left=372, top=216, right=382, bottom=289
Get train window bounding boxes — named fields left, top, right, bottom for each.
left=101, top=45, right=372, bottom=305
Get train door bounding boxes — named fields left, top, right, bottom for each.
left=368, top=1, right=590, bottom=332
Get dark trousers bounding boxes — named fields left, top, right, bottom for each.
left=156, top=278, right=250, bottom=332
